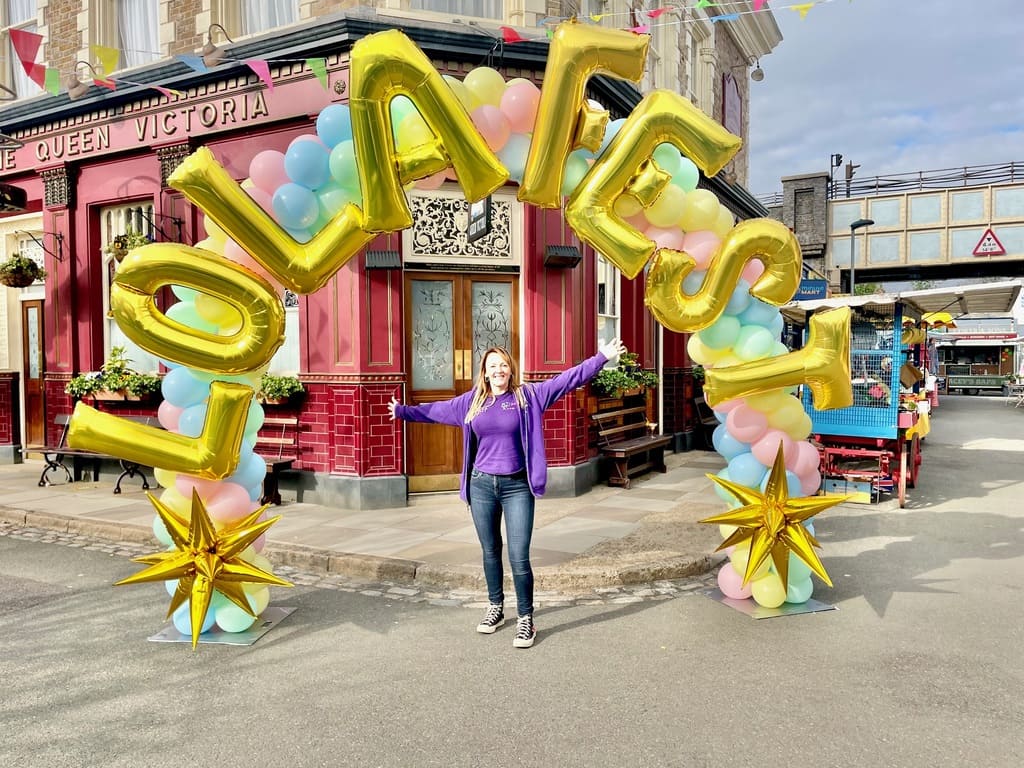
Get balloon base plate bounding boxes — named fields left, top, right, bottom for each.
left=147, top=606, right=296, bottom=645
left=703, top=589, right=836, bottom=620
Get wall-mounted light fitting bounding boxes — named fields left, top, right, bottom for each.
left=731, top=57, right=764, bottom=82
left=202, top=23, right=234, bottom=68
left=65, top=60, right=100, bottom=101
left=140, top=210, right=185, bottom=243
left=16, top=230, right=65, bottom=262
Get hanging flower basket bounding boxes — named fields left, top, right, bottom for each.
left=103, top=228, right=152, bottom=263
left=0, top=253, right=46, bottom=287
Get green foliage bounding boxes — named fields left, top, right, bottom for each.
left=853, top=283, right=881, bottom=296
left=0, top=252, right=46, bottom=286
left=692, top=364, right=705, bottom=385
left=258, top=373, right=305, bottom=401
left=592, top=350, right=658, bottom=397
left=103, top=228, right=151, bottom=259
left=65, top=346, right=161, bottom=400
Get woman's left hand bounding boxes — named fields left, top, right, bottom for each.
left=599, top=337, right=627, bottom=363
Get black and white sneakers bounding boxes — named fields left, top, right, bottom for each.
left=513, top=614, right=536, bottom=648
left=476, top=603, right=505, bottom=634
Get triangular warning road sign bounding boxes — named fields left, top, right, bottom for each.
left=973, top=228, right=1006, bottom=256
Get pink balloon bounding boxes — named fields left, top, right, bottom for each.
left=499, top=81, right=541, bottom=134
left=245, top=186, right=274, bottom=215
left=289, top=134, right=327, bottom=149
left=717, top=562, right=753, bottom=600
left=252, top=533, right=266, bottom=553
left=681, top=230, right=721, bottom=270
left=742, top=258, right=765, bottom=283
left=752, top=429, right=796, bottom=467
left=726, top=404, right=769, bottom=444
left=471, top=105, right=512, bottom=152
left=206, top=482, right=255, bottom=523
left=224, top=239, right=278, bottom=287
left=791, top=440, right=821, bottom=477
left=713, top=398, right=743, bottom=413
left=249, top=150, right=289, bottom=193
left=158, top=400, right=183, bottom=432
left=799, top=467, right=822, bottom=497
left=415, top=171, right=446, bottom=191
left=624, top=212, right=648, bottom=231
left=646, top=226, right=684, bottom=251
left=175, top=474, right=220, bottom=501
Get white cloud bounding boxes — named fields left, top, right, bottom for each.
left=748, top=0, right=1024, bottom=195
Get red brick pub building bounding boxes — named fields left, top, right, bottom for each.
left=0, top=15, right=768, bottom=508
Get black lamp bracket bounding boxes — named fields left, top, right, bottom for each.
left=16, top=230, right=64, bottom=262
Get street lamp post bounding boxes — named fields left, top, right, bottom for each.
left=849, top=218, right=874, bottom=293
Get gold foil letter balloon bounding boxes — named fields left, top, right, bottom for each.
left=349, top=29, right=508, bottom=232
left=566, top=91, right=742, bottom=279
left=169, top=147, right=374, bottom=295
left=644, top=219, right=801, bottom=332
left=519, top=22, right=650, bottom=208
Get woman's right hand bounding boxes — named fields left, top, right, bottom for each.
left=388, top=396, right=400, bottom=421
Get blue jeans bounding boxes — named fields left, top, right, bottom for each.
left=469, top=469, right=535, bottom=617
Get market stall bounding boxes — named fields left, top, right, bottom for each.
left=782, top=280, right=1023, bottom=507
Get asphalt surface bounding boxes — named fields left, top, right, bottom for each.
left=1, top=393, right=1022, bottom=768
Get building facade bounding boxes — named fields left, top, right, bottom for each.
left=0, top=2, right=780, bottom=508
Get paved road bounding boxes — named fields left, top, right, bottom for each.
left=1, top=394, right=1022, bottom=768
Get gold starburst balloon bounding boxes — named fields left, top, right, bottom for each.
left=700, top=444, right=846, bottom=589
left=116, top=489, right=292, bottom=648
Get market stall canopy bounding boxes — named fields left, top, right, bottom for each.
left=781, top=280, right=1023, bottom=325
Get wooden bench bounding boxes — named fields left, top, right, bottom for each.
left=591, top=406, right=673, bottom=489
left=255, top=416, right=300, bottom=505
left=25, top=414, right=157, bottom=494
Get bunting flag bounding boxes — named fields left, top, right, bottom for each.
left=306, top=58, right=328, bottom=90
left=44, top=67, right=61, bottom=96
left=754, top=0, right=770, bottom=10
left=245, top=59, right=273, bottom=92
left=176, top=54, right=207, bottom=73
left=711, top=13, right=740, bottom=22
left=791, top=2, right=814, bottom=19
left=589, top=14, right=604, bottom=22
left=8, top=28, right=42, bottom=77
left=26, top=63, right=46, bottom=88
left=630, top=24, right=651, bottom=34
left=150, top=85, right=184, bottom=99
left=94, top=78, right=117, bottom=91
left=91, top=45, right=120, bottom=77
left=696, top=0, right=713, bottom=8
left=500, top=26, right=527, bottom=43
left=647, top=8, right=670, bottom=19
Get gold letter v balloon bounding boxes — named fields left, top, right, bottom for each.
left=75, top=21, right=854, bottom=638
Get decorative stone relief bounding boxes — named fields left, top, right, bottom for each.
left=409, top=195, right=512, bottom=262
left=41, top=167, right=71, bottom=208
left=157, top=144, right=192, bottom=188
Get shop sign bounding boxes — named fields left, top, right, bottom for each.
left=796, top=279, right=828, bottom=299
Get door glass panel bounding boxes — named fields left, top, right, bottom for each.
left=471, top=281, right=512, bottom=373
left=26, top=306, right=39, bottom=379
left=411, top=279, right=454, bottom=389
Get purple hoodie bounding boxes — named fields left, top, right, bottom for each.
left=395, top=352, right=609, bottom=503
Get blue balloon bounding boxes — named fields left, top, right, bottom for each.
left=178, top=403, right=208, bottom=438
left=244, top=400, right=265, bottom=439
left=728, top=452, right=769, bottom=488
left=227, top=449, right=268, bottom=491
left=724, top=278, right=752, bottom=316
left=284, top=226, right=313, bottom=243
left=768, top=313, right=785, bottom=339
left=597, top=118, right=625, bottom=157
left=682, top=269, right=705, bottom=295
left=738, top=298, right=778, bottom=328
left=699, top=314, right=741, bottom=350
left=712, top=424, right=750, bottom=460
left=172, top=601, right=216, bottom=636
left=315, top=104, right=352, bottom=148
left=498, top=133, right=532, bottom=182
left=161, top=366, right=210, bottom=408
left=284, top=140, right=331, bottom=190
left=272, top=183, right=319, bottom=230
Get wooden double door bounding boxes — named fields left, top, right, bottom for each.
left=404, top=272, right=518, bottom=492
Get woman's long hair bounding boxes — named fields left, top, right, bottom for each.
left=465, top=346, right=528, bottom=423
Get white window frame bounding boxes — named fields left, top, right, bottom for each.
left=2, top=1, right=41, bottom=100
left=596, top=254, right=620, bottom=352
left=213, top=0, right=299, bottom=38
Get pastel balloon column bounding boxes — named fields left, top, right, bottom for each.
left=688, top=280, right=824, bottom=608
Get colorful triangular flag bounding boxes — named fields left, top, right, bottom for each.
left=44, top=67, right=61, bottom=96
left=500, top=26, right=527, bottom=43
left=176, top=54, right=207, bottom=73
left=710, top=13, right=740, bottom=23
left=8, top=28, right=42, bottom=78
left=754, top=0, right=770, bottom=10
left=647, top=8, right=670, bottom=18
left=630, top=24, right=650, bottom=34
left=245, top=59, right=273, bottom=92
left=90, top=45, right=120, bottom=77
left=791, top=3, right=814, bottom=19
left=306, top=58, right=328, bottom=90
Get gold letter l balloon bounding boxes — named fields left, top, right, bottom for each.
left=702, top=306, right=854, bottom=411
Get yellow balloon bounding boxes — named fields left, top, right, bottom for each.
left=644, top=184, right=686, bottom=229
left=750, top=572, right=787, bottom=608
left=68, top=382, right=252, bottom=480
left=153, top=467, right=178, bottom=490
left=159, top=486, right=190, bottom=517
left=349, top=29, right=507, bottom=232
left=744, top=388, right=790, bottom=413
left=644, top=218, right=801, bottom=333
left=520, top=21, right=649, bottom=208
left=463, top=66, right=506, bottom=107
left=702, top=307, right=853, bottom=410
left=613, top=194, right=642, bottom=219
left=194, top=293, right=243, bottom=328
left=243, top=583, right=271, bottom=614
left=169, top=147, right=374, bottom=295
left=730, top=542, right=770, bottom=579
left=443, top=74, right=479, bottom=113
left=679, top=189, right=721, bottom=232
left=567, top=90, right=742, bottom=279
left=765, top=396, right=806, bottom=433
left=687, top=332, right=729, bottom=367
left=712, top=204, right=735, bottom=238
left=110, top=243, right=284, bottom=374
left=785, top=410, right=813, bottom=441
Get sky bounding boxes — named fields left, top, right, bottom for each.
left=746, top=0, right=1024, bottom=197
